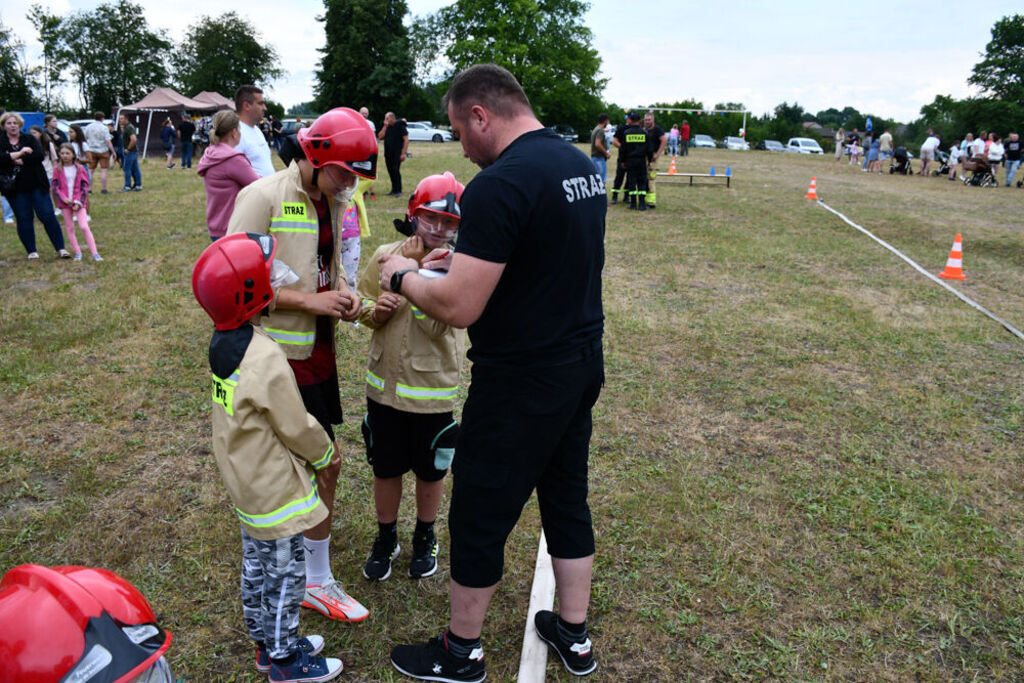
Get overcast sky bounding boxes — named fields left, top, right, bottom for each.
left=3, top=0, right=1019, bottom=122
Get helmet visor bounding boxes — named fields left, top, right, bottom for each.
left=412, top=212, right=458, bottom=246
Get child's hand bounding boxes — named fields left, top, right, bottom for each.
left=400, top=235, right=430, bottom=262
left=372, top=292, right=402, bottom=324
left=72, top=201, right=81, bottom=210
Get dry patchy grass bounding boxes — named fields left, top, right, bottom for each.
left=2, top=144, right=1024, bottom=680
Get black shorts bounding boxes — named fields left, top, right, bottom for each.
left=449, top=342, right=603, bottom=588
left=361, top=398, right=457, bottom=481
left=296, top=372, right=343, bottom=441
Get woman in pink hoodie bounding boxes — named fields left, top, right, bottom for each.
left=197, top=110, right=260, bottom=241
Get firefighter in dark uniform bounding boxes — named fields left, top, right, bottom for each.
left=609, top=116, right=627, bottom=205
left=619, top=111, right=650, bottom=211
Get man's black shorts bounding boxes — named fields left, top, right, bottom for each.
left=361, top=398, right=458, bottom=481
left=296, top=371, right=343, bottom=442
left=449, top=343, right=603, bottom=588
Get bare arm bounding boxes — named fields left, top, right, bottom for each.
left=378, top=252, right=505, bottom=328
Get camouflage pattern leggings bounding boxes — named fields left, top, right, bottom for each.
left=240, top=527, right=307, bottom=659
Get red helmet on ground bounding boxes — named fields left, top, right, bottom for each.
left=0, top=564, right=173, bottom=683
left=192, top=232, right=277, bottom=331
left=297, top=107, right=378, bottom=179
left=407, top=171, right=464, bottom=221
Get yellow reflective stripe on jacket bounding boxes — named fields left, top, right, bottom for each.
left=271, top=202, right=317, bottom=234
left=410, top=305, right=426, bottom=320
left=395, top=383, right=458, bottom=400
left=212, top=370, right=240, bottom=416
left=263, top=326, right=316, bottom=346
left=310, top=441, right=334, bottom=470
left=366, top=370, right=385, bottom=391
left=235, top=475, right=320, bottom=528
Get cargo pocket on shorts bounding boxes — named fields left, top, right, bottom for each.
left=431, top=419, right=459, bottom=471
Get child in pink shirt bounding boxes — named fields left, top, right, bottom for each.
left=52, top=144, right=101, bottom=261
left=340, top=202, right=361, bottom=291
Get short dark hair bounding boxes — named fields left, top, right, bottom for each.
left=235, top=85, right=263, bottom=112
left=44, top=114, right=56, bottom=124
left=93, top=111, right=104, bottom=120
left=443, top=64, right=532, bottom=122
left=597, top=113, right=609, bottom=124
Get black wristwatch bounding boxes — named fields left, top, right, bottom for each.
left=389, top=269, right=416, bottom=294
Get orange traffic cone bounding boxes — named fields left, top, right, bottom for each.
left=938, top=234, right=966, bottom=280
left=668, top=157, right=677, bottom=174
left=804, top=176, right=818, bottom=199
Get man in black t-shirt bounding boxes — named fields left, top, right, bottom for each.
left=380, top=63, right=605, bottom=682
left=377, top=112, right=408, bottom=196
left=643, top=111, right=666, bottom=208
left=610, top=116, right=628, bottom=204
left=176, top=115, right=196, bottom=169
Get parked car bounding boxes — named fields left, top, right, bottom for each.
left=786, top=137, right=824, bottom=154
left=723, top=136, right=749, bottom=151
left=549, top=124, right=579, bottom=143
left=755, top=140, right=785, bottom=152
left=406, top=121, right=452, bottom=142
left=692, top=134, right=717, bottom=148
left=279, top=118, right=312, bottom=136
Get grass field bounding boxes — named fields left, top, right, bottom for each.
left=2, top=143, right=1023, bottom=681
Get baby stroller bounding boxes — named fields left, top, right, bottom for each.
left=932, top=149, right=950, bottom=176
left=962, top=156, right=997, bottom=187
left=889, top=147, right=912, bottom=175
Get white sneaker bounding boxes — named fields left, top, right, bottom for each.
left=301, top=580, right=369, bottom=622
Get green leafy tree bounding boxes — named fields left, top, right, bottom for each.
left=968, top=14, right=1024, bottom=104
left=59, top=0, right=170, bottom=113
left=315, top=0, right=413, bottom=118
left=28, top=4, right=68, bottom=111
left=421, top=0, right=605, bottom=131
left=0, top=19, right=38, bottom=109
left=172, top=12, right=284, bottom=97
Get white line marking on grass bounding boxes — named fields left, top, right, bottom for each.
left=518, top=530, right=555, bottom=682
left=817, top=199, right=1024, bottom=343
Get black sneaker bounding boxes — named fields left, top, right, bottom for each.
left=409, top=530, right=439, bottom=578
left=363, top=534, right=399, bottom=581
left=534, top=610, right=597, bottom=676
left=390, top=633, right=485, bottom=683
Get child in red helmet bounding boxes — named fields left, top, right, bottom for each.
left=191, top=233, right=343, bottom=682
left=356, top=172, right=466, bottom=581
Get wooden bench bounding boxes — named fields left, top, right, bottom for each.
left=656, top=172, right=731, bottom=187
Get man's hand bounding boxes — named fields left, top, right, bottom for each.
left=421, top=248, right=452, bottom=271
left=378, top=253, right=419, bottom=292
left=372, top=292, right=402, bottom=324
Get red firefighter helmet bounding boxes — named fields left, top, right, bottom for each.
left=297, top=107, right=378, bottom=179
left=192, top=232, right=277, bottom=331
left=407, top=172, right=464, bottom=221
left=0, top=564, right=173, bottom=683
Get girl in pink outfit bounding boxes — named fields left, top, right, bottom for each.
left=196, top=110, right=260, bottom=241
left=52, top=144, right=101, bottom=261
left=340, top=202, right=361, bottom=291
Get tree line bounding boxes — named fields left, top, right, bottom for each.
left=1, top=1, right=1020, bottom=149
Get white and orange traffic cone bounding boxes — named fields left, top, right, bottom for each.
left=804, top=176, right=818, bottom=200
left=938, top=234, right=966, bottom=280
left=667, top=157, right=677, bottom=174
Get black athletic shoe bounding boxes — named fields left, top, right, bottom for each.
left=534, top=610, right=597, bottom=676
left=363, top=534, right=399, bottom=581
left=409, top=530, right=439, bottom=578
left=390, top=633, right=485, bottom=683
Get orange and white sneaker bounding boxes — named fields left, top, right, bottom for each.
left=302, top=580, right=369, bottom=622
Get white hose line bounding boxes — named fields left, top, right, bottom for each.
left=518, top=530, right=556, bottom=682
left=816, top=199, right=1024, bottom=343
